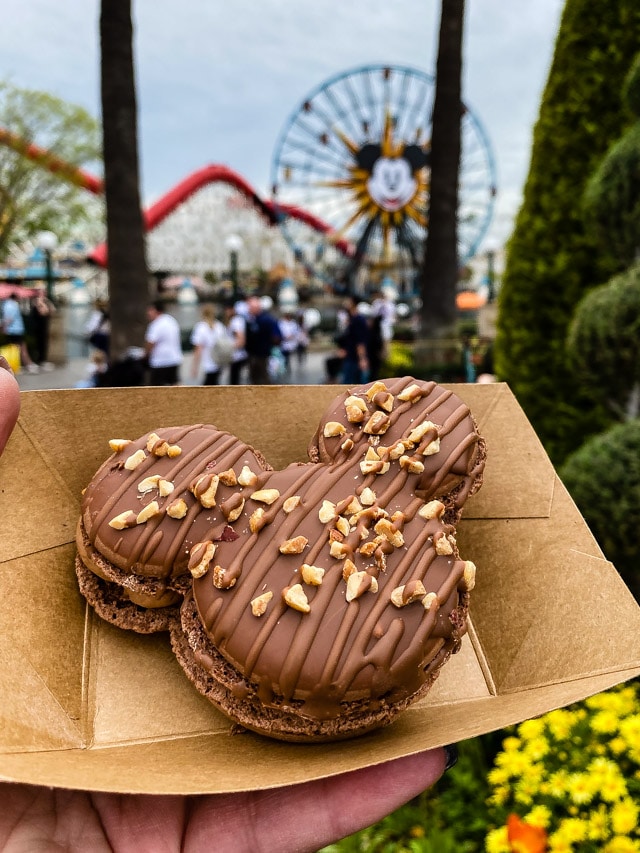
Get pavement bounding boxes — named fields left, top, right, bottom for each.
left=14, top=347, right=333, bottom=392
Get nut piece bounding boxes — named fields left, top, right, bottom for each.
left=238, top=466, right=258, bottom=488
left=342, top=558, right=357, bottom=581
left=418, top=500, right=446, bottom=520
left=146, top=433, right=172, bottom=456
left=397, top=383, right=423, bottom=403
left=166, top=497, right=188, bottom=519
left=108, top=510, right=137, bottom=530
left=138, top=474, right=161, bottom=494
left=212, top=563, right=238, bottom=590
left=345, top=395, right=368, bottom=423
left=136, top=500, right=160, bottom=524
left=462, top=560, right=476, bottom=591
left=250, top=488, right=280, bottom=505
left=318, top=499, right=337, bottom=524
left=359, top=446, right=390, bottom=475
left=434, top=533, right=455, bottom=556
left=323, top=421, right=347, bottom=437
left=123, top=449, right=146, bottom=470
left=372, top=390, right=394, bottom=412
left=109, top=438, right=132, bottom=453
left=422, top=591, right=439, bottom=611
left=374, top=517, right=405, bottom=548
left=249, top=506, right=269, bottom=533
left=391, top=579, right=427, bottom=607
left=283, top=495, right=302, bottom=513
left=363, top=411, right=391, bottom=435
left=359, top=487, right=376, bottom=506
left=399, top=454, right=425, bottom=474
left=335, top=515, right=350, bottom=537
left=188, top=540, right=216, bottom=579
left=158, top=478, right=174, bottom=497
left=341, top=437, right=355, bottom=452
left=301, top=563, right=325, bottom=585
left=219, top=468, right=237, bottom=486
left=167, top=444, right=182, bottom=458
left=346, top=571, right=379, bottom=602
left=330, top=540, right=351, bottom=559
left=279, top=535, right=308, bottom=554
left=407, top=420, right=439, bottom=445
left=221, top=494, right=245, bottom=522
left=365, top=380, right=388, bottom=401
left=191, top=473, right=219, bottom=508
left=282, top=583, right=310, bottom=613
left=250, top=591, right=273, bottom=616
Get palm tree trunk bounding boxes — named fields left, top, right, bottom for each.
left=100, top=0, right=149, bottom=360
left=418, top=0, right=465, bottom=339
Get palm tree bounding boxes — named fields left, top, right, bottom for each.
left=418, top=0, right=465, bottom=338
left=100, top=0, right=149, bottom=361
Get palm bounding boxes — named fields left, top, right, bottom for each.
left=0, top=751, right=446, bottom=852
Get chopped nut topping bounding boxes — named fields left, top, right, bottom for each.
left=422, top=437, right=441, bottom=456
left=146, top=433, right=172, bottom=457
left=138, top=474, right=161, bottom=494
left=323, top=421, right=347, bottom=437
left=166, top=497, right=188, bottom=519
left=108, top=510, right=137, bottom=530
left=330, top=540, right=350, bottom=559
left=250, top=591, right=273, bottom=616
left=390, top=579, right=427, bottom=607
left=339, top=495, right=362, bottom=515
left=342, top=558, right=357, bottom=581
left=345, top=394, right=367, bottom=412
left=418, top=500, right=446, bottom=520
left=136, top=500, right=160, bottom=524
left=167, top=444, right=182, bottom=458
left=359, top=540, right=378, bottom=557
left=346, top=404, right=366, bottom=423
left=389, top=441, right=408, bottom=459
left=341, top=437, right=355, bottom=452
left=249, top=507, right=267, bottom=533
left=372, top=390, right=394, bottom=412
left=399, top=454, right=425, bottom=474
left=335, top=516, right=350, bottom=537
left=318, top=499, right=337, bottom=524
left=329, top=528, right=344, bottom=542
left=422, top=591, right=439, bottom=611
left=434, top=533, right=455, bottom=556
left=238, top=465, right=258, bottom=487
left=250, top=488, right=280, bottom=505
left=365, top=381, right=388, bottom=401
left=463, top=560, right=476, bottom=591
left=279, top=535, right=308, bottom=554
left=397, top=383, right=423, bottom=403
left=301, top=563, right=325, bottom=585
left=158, top=479, right=174, bottom=497
left=363, top=411, right=391, bottom=435
left=407, top=420, right=439, bottom=445
left=282, top=583, right=310, bottom=613
left=374, top=517, right=404, bottom=548
left=221, top=494, right=245, bottom=522
left=188, top=540, right=216, bottom=578
left=219, top=468, right=238, bottom=486
left=359, top=445, right=390, bottom=475
left=124, top=449, right=146, bottom=470
left=109, top=438, right=132, bottom=453
left=283, top=495, right=302, bottom=513
left=360, top=487, right=376, bottom=506
left=346, top=571, right=378, bottom=602
left=145, top=432, right=162, bottom=452
left=212, top=563, right=237, bottom=589
left=191, top=473, right=219, bottom=508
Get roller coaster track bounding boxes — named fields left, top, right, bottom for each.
left=0, top=127, right=352, bottom=266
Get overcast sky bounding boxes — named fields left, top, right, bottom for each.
left=1, top=0, right=564, bottom=253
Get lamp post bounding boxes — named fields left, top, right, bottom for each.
left=225, top=234, right=243, bottom=301
left=484, top=241, right=498, bottom=304
left=37, top=231, right=58, bottom=305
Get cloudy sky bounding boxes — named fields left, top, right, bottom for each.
left=1, top=0, right=564, bottom=252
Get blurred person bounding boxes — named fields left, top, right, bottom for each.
left=75, top=350, right=109, bottom=388
left=295, top=310, right=310, bottom=366
left=1, top=292, right=39, bottom=373
left=339, top=295, right=370, bottom=385
left=223, top=301, right=248, bottom=385
left=29, top=288, right=56, bottom=369
left=190, top=303, right=227, bottom=386
left=278, top=311, right=299, bottom=373
left=244, top=294, right=281, bottom=384
left=145, top=301, right=183, bottom=386
left=85, top=297, right=111, bottom=358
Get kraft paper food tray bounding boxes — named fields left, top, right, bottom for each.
left=1, top=382, right=639, bottom=795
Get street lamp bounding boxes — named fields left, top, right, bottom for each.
left=225, top=233, right=243, bottom=301
left=37, top=231, right=58, bottom=304
left=484, top=240, right=499, bottom=304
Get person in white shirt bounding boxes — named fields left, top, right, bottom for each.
left=223, top=301, right=248, bottom=385
left=190, top=303, right=227, bottom=385
left=144, top=301, right=183, bottom=386
left=277, top=311, right=299, bottom=373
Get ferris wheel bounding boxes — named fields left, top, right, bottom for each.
left=270, top=63, right=497, bottom=289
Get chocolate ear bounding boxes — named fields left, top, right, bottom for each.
left=356, top=143, right=382, bottom=172
left=403, top=144, right=429, bottom=172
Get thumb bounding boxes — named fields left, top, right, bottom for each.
left=0, top=360, right=20, bottom=456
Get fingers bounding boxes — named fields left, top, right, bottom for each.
left=0, top=359, right=20, bottom=456
left=186, top=747, right=448, bottom=853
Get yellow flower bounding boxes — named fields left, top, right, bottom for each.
left=611, top=798, right=639, bottom=835
left=546, top=709, right=578, bottom=740
left=592, top=709, right=622, bottom=735
left=566, top=771, right=597, bottom=805
left=523, top=737, right=550, bottom=762
left=519, top=718, right=546, bottom=741
left=547, top=769, right=570, bottom=798
left=589, top=757, right=628, bottom=802
left=525, top=805, right=552, bottom=829
left=485, top=824, right=511, bottom=853
left=495, top=749, right=533, bottom=777
left=554, top=817, right=588, bottom=844
left=488, top=766, right=511, bottom=786
left=587, top=805, right=610, bottom=841
left=602, top=837, right=640, bottom=853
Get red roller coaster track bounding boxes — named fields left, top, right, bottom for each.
left=0, top=127, right=353, bottom=266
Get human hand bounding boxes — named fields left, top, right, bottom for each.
left=0, top=748, right=452, bottom=852
left=0, top=360, right=453, bottom=850
left=0, top=357, right=20, bottom=455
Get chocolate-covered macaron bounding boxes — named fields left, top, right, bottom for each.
left=170, top=378, right=485, bottom=740
left=76, top=424, right=270, bottom=632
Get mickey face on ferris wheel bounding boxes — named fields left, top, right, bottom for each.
left=356, top=143, right=429, bottom=214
